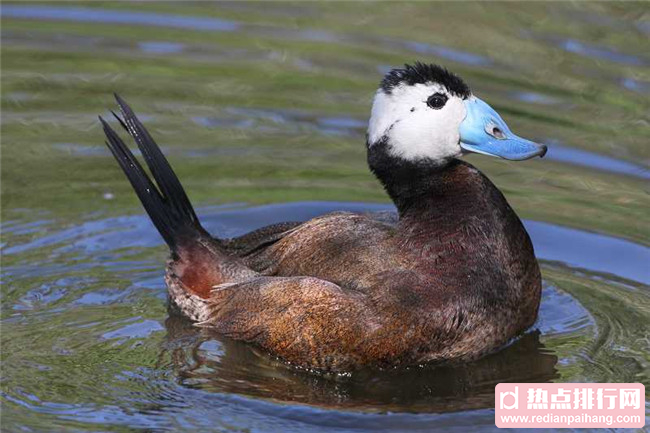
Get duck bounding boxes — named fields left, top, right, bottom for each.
left=100, top=62, right=547, bottom=372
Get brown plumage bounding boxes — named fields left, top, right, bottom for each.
left=100, top=66, right=543, bottom=372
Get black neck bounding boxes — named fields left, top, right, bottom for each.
left=367, top=138, right=467, bottom=217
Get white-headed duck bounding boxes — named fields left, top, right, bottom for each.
left=100, top=62, right=546, bottom=372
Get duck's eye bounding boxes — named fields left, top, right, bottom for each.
left=426, top=93, right=448, bottom=109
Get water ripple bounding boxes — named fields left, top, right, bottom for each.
left=545, top=141, right=650, bottom=179
left=1, top=5, right=239, bottom=32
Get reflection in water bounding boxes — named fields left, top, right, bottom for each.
left=1, top=5, right=240, bottom=32
left=193, top=107, right=366, bottom=137
left=0, top=5, right=488, bottom=66
left=621, top=77, right=650, bottom=95
left=545, top=142, right=650, bottom=180
left=401, top=41, right=491, bottom=66
left=510, top=91, right=561, bottom=106
left=137, top=41, right=185, bottom=54
left=558, top=38, right=648, bottom=67
left=162, top=313, right=558, bottom=413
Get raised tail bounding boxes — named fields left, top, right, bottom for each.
left=100, top=94, right=206, bottom=251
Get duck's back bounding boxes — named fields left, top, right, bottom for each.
left=238, top=211, right=404, bottom=290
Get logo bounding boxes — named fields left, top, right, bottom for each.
left=495, top=383, right=645, bottom=428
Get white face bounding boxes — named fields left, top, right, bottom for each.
left=367, top=83, right=468, bottom=163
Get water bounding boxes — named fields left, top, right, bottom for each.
left=1, top=2, right=649, bottom=432
left=1, top=5, right=240, bottom=32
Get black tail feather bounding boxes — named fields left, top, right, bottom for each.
left=101, top=95, right=204, bottom=250
left=113, top=94, right=198, bottom=227
left=110, top=109, right=129, bottom=131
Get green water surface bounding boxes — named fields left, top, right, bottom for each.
left=1, top=2, right=649, bottom=432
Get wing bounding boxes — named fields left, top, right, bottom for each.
left=221, top=221, right=302, bottom=257
left=237, top=212, right=404, bottom=291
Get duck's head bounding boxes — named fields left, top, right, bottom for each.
left=367, top=62, right=547, bottom=167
